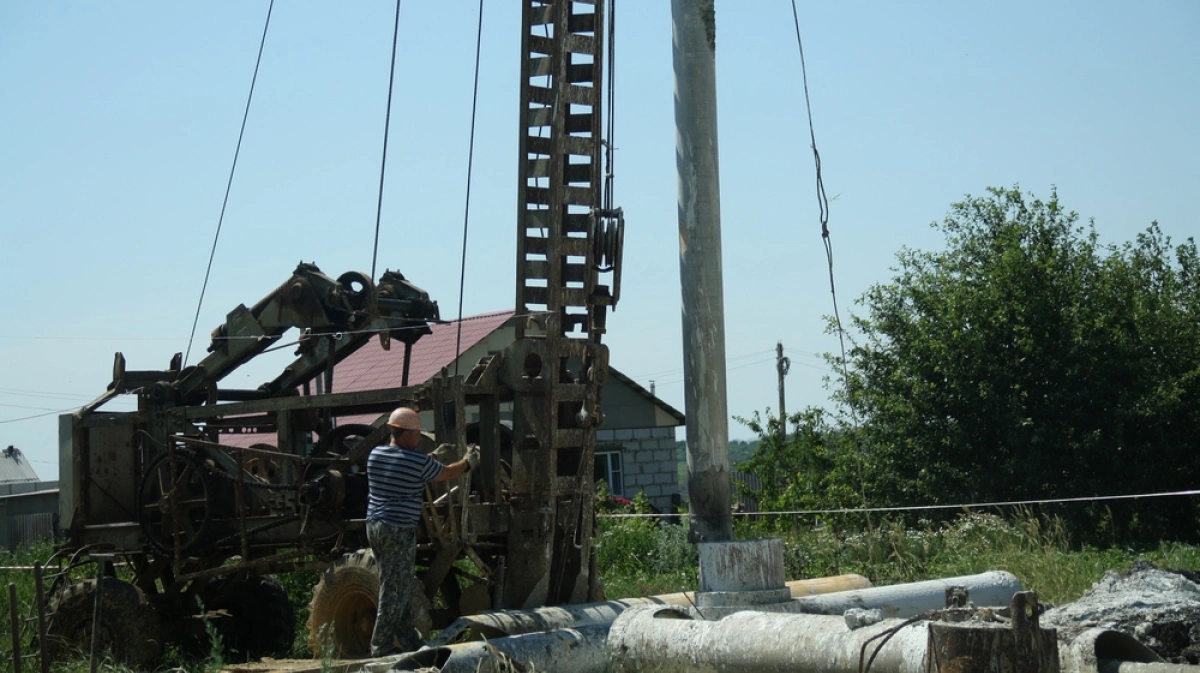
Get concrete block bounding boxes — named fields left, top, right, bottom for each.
left=615, top=429, right=634, bottom=440
left=643, top=484, right=663, bottom=497
left=633, top=428, right=652, bottom=439
left=654, top=472, right=676, bottom=485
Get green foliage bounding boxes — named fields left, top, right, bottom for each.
left=595, top=496, right=697, bottom=598
left=275, top=566, right=320, bottom=657
left=821, top=186, right=1200, bottom=543
left=736, top=407, right=866, bottom=514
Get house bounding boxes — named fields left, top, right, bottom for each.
left=0, top=445, right=58, bottom=550
left=331, top=310, right=686, bottom=512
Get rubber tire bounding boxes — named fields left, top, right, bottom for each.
left=307, top=549, right=379, bottom=658
left=307, top=549, right=431, bottom=658
left=203, top=575, right=296, bottom=661
left=45, top=577, right=164, bottom=669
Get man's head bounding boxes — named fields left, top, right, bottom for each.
left=387, top=406, right=422, bottom=448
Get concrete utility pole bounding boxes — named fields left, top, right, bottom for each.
left=672, top=0, right=732, bottom=543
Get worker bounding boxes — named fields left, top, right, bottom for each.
left=367, top=406, right=479, bottom=656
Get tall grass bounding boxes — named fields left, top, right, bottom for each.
left=597, top=509, right=1200, bottom=605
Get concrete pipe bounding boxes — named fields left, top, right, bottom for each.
left=609, top=606, right=932, bottom=673
left=768, top=570, right=1024, bottom=619
left=1060, top=627, right=1163, bottom=673
left=389, top=623, right=611, bottom=673
left=427, top=574, right=870, bottom=647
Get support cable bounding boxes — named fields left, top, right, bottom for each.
left=184, top=0, right=275, bottom=366
left=789, top=0, right=869, bottom=504
left=370, top=0, right=404, bottom=281
left=453, top=0, right=486, bottom=377
left=789, top=0, right=842, bottom=381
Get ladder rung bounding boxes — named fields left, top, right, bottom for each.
left=561, top=135, right=594, bottom=157
left=562, top=186, right=594, bottom=205
left=522, top=235, right=548, bottom=256
left=557, top=237, right=589, bottom=255
left=526, top=135, right=553, bottom=156
left=528, top=87, right=595, bottom=111
left=563, top=33, right=596, bottom=56
left=529, top=35, right=556, bottom=57
left=563, top=83, right=596, bottom=106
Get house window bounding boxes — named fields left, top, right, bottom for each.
left=594, top=450, right=624, bottom=497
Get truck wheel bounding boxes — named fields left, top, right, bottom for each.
left=45, top=577, right=164, bottom=669
left=307, top=549, right=431, bottom=658
left=201, top=575, right=296, bottom=661
left=307, top=549, right=378, bottom=658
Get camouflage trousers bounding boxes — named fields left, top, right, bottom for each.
left=367, top=520, right=423, bottom=656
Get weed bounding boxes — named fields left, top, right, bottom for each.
left=317, top=621, right=337, bottom=673
left=195, top=596, right=225, bottom=673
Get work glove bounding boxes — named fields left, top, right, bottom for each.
left=464, top=444, right=481, bottom=472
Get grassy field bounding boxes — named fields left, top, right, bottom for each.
left=4, top=510, right=1199, bottom=671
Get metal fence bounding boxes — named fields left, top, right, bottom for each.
left=731, top=471, right=762, bottom=514
left=6, top=512, right=56, bottom=551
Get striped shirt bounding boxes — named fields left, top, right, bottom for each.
left=366, top=444, right=444, bottom=528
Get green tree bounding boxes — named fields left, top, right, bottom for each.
left=737, top=408, right=863, bottom=513
left=833, top=187, right=1200, bottom=542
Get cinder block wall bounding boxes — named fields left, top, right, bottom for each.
left=596, top=426, right=679, bottom=513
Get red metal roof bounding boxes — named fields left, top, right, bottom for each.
left=334, top=309, right=515, bottom=392
left=217, top=311, right=515, bottom=447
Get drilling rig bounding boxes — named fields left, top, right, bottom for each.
left=40, top=0, right=624, bottom=665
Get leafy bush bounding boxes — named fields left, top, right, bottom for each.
left=595, top=489, right=698, bottom=597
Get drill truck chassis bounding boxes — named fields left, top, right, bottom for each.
left=43, top=0, right=623, bottom=665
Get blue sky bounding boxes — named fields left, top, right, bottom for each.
left=2, top=2, right=1196, bottom=480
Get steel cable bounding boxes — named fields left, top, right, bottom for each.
left=454, top=0, right=486, bottom=377
left=184, top=0, right=275, bottom=367
left=370, top=0, right=404, bottom=281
